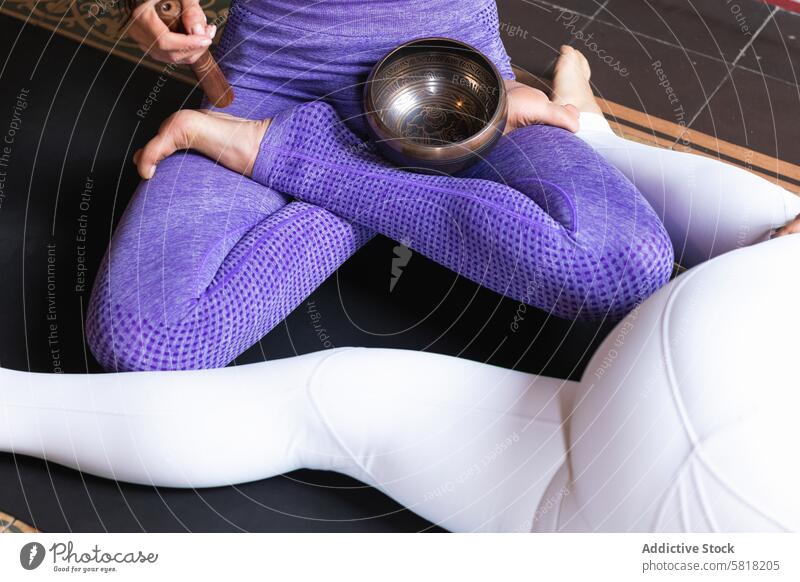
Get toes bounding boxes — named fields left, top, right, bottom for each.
left=564, top=46, right=592, bottom=79
left=136, top=136, right=165, bottom=180
left=559, top=45, right=582, bottom=63
left=136, top=128, right=185, bottom=180
left=566, top=46, right=584, bottom=62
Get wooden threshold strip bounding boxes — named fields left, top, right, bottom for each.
left=0, top=510, right=40, bottom=533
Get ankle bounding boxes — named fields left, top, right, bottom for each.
left=243, top=118, right=271, bottom=177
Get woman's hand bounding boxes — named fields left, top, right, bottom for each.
left=504, top=79, right=579, bottom=134
left=127, top=0, right=216, bottom=64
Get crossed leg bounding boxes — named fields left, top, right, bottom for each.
left=88, top=63, right=673, bottom=371
left=86, top=83, right=373, bottom=371
left=90, top=46, right=800, bottom=375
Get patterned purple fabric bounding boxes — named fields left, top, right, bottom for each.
left=86, top=0, right=673, bottom=371
left=257, top=100, right=673, bottom=316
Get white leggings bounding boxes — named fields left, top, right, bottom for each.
left=578, top=113, right=800, bottom=267
left=2, top=115, right=799, bottom=532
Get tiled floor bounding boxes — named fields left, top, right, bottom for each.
left=498, top=0, right=800, bottom=164
left=764, top=0, right=800, bottom=14
left=739, top=8, right=800, bottom=81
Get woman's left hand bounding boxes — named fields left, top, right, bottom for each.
left=504, top=80, right=579, bottom=134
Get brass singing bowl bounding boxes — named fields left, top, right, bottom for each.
left=364, top=37, right=507, bottom=175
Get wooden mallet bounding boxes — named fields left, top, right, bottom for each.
left=138, top=0, right=234, bottom=108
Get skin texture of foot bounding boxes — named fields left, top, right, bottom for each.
left=134, top=110, right=270, bottom=179
left=551, top=45, right=602, bottom=115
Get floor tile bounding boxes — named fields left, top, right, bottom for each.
left=738, top=8, right=800, bottom=83
left=687, top=66, right=800, bottom=165
left=498, top=0, right=594, bottom=75
left=576, top=19, right=732, bottom=122
left=599, top=0, right=773, bottom=62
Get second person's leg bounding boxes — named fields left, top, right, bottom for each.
left=0, top=347, right=571, bottom=532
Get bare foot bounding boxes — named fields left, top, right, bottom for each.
left=771, top=214, right=800, bottom=239
left=551, top=45, right=602, bottom=115
left=134, top=110, right=270, bottom=179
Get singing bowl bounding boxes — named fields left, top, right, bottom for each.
left=364, top=37, right=507, bottom=175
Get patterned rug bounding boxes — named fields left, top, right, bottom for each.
left=766, top=0, right=800, bottom=14
left=0, top=0, right=231, bottom=82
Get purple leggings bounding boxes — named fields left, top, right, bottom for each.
left=86, top=0, right=673, bottom=371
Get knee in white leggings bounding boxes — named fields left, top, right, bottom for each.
left=577, top=112, right=800, bottom=267
left=306, top=348, right=571, bottom=532
left=548, top=235, right=800, bottom=532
